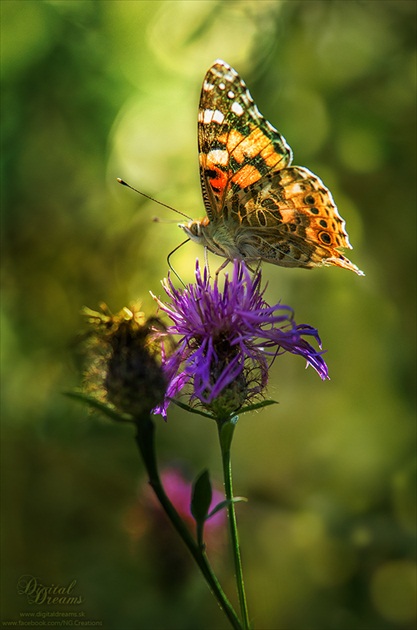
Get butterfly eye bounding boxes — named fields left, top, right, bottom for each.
left=185, top=222, right=202, bottom=237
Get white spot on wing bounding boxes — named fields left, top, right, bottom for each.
left=287, top=183, right=306, bottom=194
left=231, top=101, right=244, bottom=116
left=200, top=109, right=225, bottom=124
left=207, top=149, right=229, bottom=166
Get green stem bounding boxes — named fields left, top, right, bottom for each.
left=135, top=415, right=243, bottom=630
left=218, top=421, right=251, bottom=630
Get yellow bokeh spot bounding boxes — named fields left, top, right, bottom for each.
left=371, top=560, right=417, bottom=623
left=338, top=126, right=385, bottom=173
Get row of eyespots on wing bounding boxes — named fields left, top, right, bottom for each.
left=271, top=173, right=349, bottom=247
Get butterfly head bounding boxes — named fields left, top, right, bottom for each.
left=179, top=218, right=210, bottom=245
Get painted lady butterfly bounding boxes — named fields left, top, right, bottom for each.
left=180, top=60, right=364, bottom=275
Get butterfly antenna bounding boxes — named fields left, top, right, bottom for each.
left=167, top=238, right=190, bottom=287
left=117, top=178, right=192, bottom=221
left=152, top=216, right=182, bottom=224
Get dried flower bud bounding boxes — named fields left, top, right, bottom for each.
left=83, top=305, right=170, bottom=418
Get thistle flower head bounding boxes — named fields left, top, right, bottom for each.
left=83, top=304, right=169, bottom=417
left=152, top=260, right=328, bottom=419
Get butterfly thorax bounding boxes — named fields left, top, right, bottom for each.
left=180, top=217, right=251, bottom=261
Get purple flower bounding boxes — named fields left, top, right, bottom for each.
left=153, top=260, right=328, bottom=419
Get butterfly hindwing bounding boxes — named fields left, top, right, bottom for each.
left=222, top=165, right=357, bottom=270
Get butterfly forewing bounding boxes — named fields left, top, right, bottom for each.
left=198, top=60, right=293, bottom=221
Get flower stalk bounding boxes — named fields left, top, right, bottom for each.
left=218, top=417, right=251, bottom=630
left=134, top=412, right=244, bottom=630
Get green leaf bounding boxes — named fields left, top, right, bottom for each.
left=238, top=399, right=279, bottom=415
left=191, top=469, right=213, bottom=523
left=191, top=470, right=213, bottom=546
left=208, top=497, right=248, bottom=519
left=168, top=398, right=214, bottom=419
left=64, top=391, right=135, bottom=423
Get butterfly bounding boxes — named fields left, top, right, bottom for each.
left=179, top=59, right=364, bottom=276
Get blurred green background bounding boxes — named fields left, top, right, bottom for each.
left=1, top=1, right=416, bottom=628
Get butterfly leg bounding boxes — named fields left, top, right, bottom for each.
left=214, top=257, right=232, bottom=278
left=205, top=247, right=230, bottom=279
left=204, top=246, right=211, bottom=276
left=244, top=259, right=262, bottom=274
